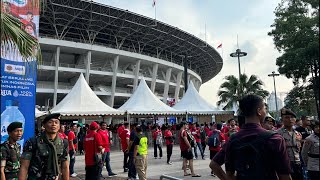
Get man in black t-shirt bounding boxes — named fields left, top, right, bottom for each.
left=296, top=116, right=313, bottom=145
left=127, top=124, right=138, bottom=180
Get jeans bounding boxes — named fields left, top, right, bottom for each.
left=100, top=152, right=113, bottom=176
left=128, top=152, right=137, bottom=178
left=69, top=150, right=76, bottom=175
left=166, top=144, right=173, bottom=163
left=194, top=142, right=204, bottom=158
left=123, top=152, right=129, bottom=170
left=86, top=165, right=100, bottom=180
left=153, top=140, right=162, bottom=158
left=201, top=141, right=206, bottom=154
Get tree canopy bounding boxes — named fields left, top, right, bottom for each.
left=217, top=74, right=269, bottom=110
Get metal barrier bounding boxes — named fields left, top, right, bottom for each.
left=160, top=175, right=182, bottom=180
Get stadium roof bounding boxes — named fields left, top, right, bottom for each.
left=40, top=0, right=223, bottom=83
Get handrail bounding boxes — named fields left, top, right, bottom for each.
left=160, top=175, right=182, bottom=180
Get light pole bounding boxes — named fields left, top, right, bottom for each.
left=268, top=71, right=280, bottom=120
left=230, top=49, right=247, bottom=97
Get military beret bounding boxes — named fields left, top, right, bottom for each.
left=7, top=122, right=22, bottom=132
left=280, top=108, right=296, bottom=118
left=43, top=113, right=61, bottom=124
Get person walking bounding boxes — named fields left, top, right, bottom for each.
left=199, top=124, right=207, bottom=156
left=224, top=95, right=292, bottom=180
left=164, top=125, right=174, bottom=165
left=120, top=122, right=130, bottom=172
left=1, top=122, right=23, bottom=180
left=277, top=108, right=303, bottom=180
left=84, top=122, right=103, bottom=180
left=153, top=125, right=163, bottom=159
left=127, top=123, right=138, bottom=180
left=190, top=123, right=204, bottom=160
left=19, top=113, right=69, bottom=180
left=98, top=122, right=117, bottom=178
left=301, top=120, right=319, bottom=180
left=68, top=123, right=78, bottom=177
left=133, top=126, right=148, bottom=180
left=179, top=122, right=201, bottom=177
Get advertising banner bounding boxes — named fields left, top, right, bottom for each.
left=1, top=0, right=39, bottom=147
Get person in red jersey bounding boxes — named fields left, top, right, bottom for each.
left=120, top=123, right=130, bottom=172
left=164, top=125, right=174, bottom=165
left=84, top=122, right=103, bottom=180
left=68, top=123, right=78, bottom=177
left=190, top=123, right=205, bottom=160
left=58, top=124, right=67, bottom=140
left=117, top=123, right=124, bottom=151
left=98, top=122, right=117, bottom=178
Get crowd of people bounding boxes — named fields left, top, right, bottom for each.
left=1, top=95, right=319, bottom=180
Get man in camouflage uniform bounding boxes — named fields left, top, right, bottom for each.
left=18, top=113, right=69, bottom=180
left=277, top=108, right=303, bottom=180
left=0, top=122, right=23, bottom=180
left=301, top=120, right=320, bottom=180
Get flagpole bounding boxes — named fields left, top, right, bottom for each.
left=154, top=1, right=157, bottom=25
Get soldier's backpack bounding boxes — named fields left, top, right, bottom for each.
left=208, top=131, right=221, bottom=148
left=229, top=131, right=277, bottom=179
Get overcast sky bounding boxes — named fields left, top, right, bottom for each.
left=96, top=0, right=294, bottom=108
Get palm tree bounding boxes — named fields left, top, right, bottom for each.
left=1, top=2, right=41, bottom=61
left=217, top=74, right=270, bottom=110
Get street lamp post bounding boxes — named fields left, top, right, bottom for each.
left=268, top=71, right=280, bottom=120
left=230, top=49, right=247, bottom=97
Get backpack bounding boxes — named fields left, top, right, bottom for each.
left=186, top=130, right=195, bottom=147
left=208, top=131, right=220, bottom=148
left=200, top=129, right=206, bottom=142
left=229, top=131, right=277, bottom=179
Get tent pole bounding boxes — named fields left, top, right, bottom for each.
left=126, top=112, right=130, bottom=130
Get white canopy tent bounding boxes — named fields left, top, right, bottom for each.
left=35, top=108, right=46, bottom=118
left=118, top=78, right=184, bottom=115
left=173, top=81, right=233, bottom=115
left=50, top=74, right=124, bottom=116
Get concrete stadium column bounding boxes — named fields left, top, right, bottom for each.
left=163, top=68, right=172, bottom=104
left=133, top=60, right=141, bottom=91
left=110, top=55, right=119, bottom=107
left=174, top=71, right=183, bottom=101
left=53, top=46, right=60, bottom=107
left=151, top=64, right=158, bottom=93
left=85, top=51, right=91, bottom=83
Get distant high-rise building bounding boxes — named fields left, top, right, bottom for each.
left=267, top=92, right=284, bottom=112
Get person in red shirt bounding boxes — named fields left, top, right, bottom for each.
left=117, top=123, right=124, bottom=151
left=58, top=124, right=67, bottom=140
left=98, top=122, right=117, bottom=177
left=190, top=123, right=205, bottom=160
left=206, top=123, right=226, bottom=176
left=68, top=123, right=78, bottom=177
left=153, top=125, right=163, bottom=159
left=120, top=123, right=130, bottom=172
left=84, top=122, right=103, bottom=180
left=179, top=122, right=201, bottom=177
left=222, top=119, right=240, bottom=142
left=164, top=126, right=174, bottom=165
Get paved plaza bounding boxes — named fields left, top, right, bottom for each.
left=71, top=145, right=219, bottom=180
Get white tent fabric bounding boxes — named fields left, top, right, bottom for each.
left=118, top=78, right=184, bottom=115
left=50, top=74, right=124, bottom=116
left=173, top=81, right=233, bottom=115
left=35, top=108, right=46, bottom=118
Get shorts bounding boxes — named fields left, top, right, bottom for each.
left=181, top=150, right=193, bottom=160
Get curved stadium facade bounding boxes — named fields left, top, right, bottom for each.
left=37, top=0, right=223, bottom=109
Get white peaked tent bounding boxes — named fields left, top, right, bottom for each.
left=51, top=74, right=124, bottom=116
left=35, top=108, right=46, bottom=118
left=119, top=78, right=184, bottom=115
left=173, top=81, right=233, bottom=115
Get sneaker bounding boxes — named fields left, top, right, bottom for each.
left=154, top=157, right=157, bottom=159
left=167, top=162, right=173, bottom=165
left=124, top=168, right=129, bottom=172
left=109, top=173, right=117, bottom=177
left=193, top=157, right=197, bottom=160
left=70, top=173, right=77, bottom=177
left=202, top=157, right=205, bottom=160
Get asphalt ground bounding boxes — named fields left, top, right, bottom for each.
left=70, top=145, right=220, bottom=180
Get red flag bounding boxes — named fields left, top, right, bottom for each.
left=217, top=43, right=222, bottom=48
left=152, top=0, right=156, bottom=7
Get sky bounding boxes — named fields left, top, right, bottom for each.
left=95, top=0, right=294, bottom=108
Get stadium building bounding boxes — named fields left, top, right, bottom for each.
left=36, top=0, right=223, bottom=110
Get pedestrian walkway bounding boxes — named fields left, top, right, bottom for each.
left=71, top=145, right=219, bottom=179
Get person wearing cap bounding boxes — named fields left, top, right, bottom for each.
left=98, top=122, right=117, bottom=177
left=277, top=108, right=303, bottom=180
left=1, top=122, right=23, bottom=180
left=84, top=122, right=103, bottom=180
left=263, top=115, right=276, bottom=131
left=301, top=120, right=319, bottom=180
left=19, top=113, right=69, bottom=180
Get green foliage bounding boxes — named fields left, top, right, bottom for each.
left=284, top=84, right=317, bottom=116
left=217, top=74, right=270, bottom=110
